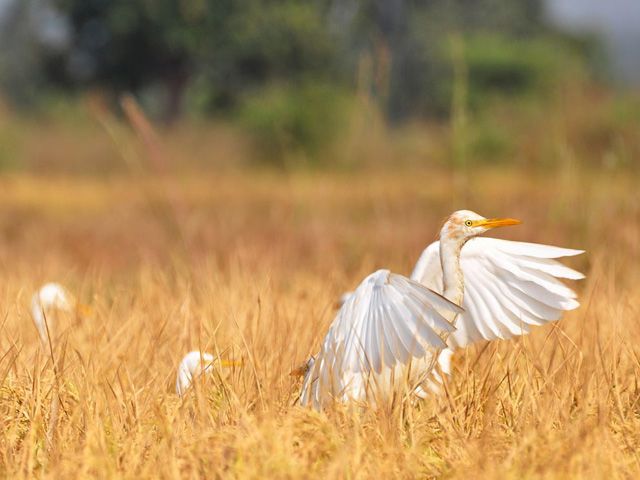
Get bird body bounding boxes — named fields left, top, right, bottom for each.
left=300, top=269, right=462, bottom=409
left=299, top=210, right=584, bottom=409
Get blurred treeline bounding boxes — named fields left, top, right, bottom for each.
left=1, top=0, right=636, bottom=169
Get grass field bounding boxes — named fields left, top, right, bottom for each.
left=0, top=80, right=639, bottom=479
left=0, top=159, right=638, bottom=478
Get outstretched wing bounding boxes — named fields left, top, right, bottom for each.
left=411, top=237, right=585, bottom=349
left=300, top=269, right=462, bottom=408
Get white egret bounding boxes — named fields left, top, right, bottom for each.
left=299, top=210, right=584, bottom=410
left=175, top=351, right=240, bottom=397
left=31, top=282, right=91, bottom=449
left=410, top=214, right=584, bottom=392
left=30, top=282, right=79, bottom=347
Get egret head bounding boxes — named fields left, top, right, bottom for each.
left=440, top=210, right=521, bottom=243
left=37, top=282, right=92, bottom=319
left=176, top=351, right=215, bottom=397
left=37, top=283, right=74, bottom=312
left=175, top=351, right=242, bottom=397
left=31, top=282, right=93, bottom=346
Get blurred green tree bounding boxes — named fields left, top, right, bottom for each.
left=0, top=0, right=588, bottom=163
left=48, top=0, right=342, bottom=121
left=41, top=0, right=560, bottom=119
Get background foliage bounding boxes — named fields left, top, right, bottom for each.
left=0, top=0, right=599, bottom=165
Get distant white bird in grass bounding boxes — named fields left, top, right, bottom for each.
left=175, top=351, right=241, bottom=397
left=30, top=282, right=88, bottom=347
left=297, top=210, right=584, bottom=410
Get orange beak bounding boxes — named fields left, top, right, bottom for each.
left=220, top=359, right=244, bottom=368
left=76, top=303, right=93, bottom=317
left=478, top=218, right=521, bottom=229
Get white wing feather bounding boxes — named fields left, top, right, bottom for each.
left=411, top=237, right=584, bottom=349
left=300, top=269, right=463, bottom=409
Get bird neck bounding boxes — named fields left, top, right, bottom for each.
left=439, top=236, right=466, bottom=309
left=31, top=300, right=53, bottom=347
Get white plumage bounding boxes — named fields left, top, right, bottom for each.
left=299, top=210, right=584, bottom=409
left=30, top=282, right=74, bottom=347
left=299, top=269, right=462, bottom=410
left=176, top=351, right=216, bottom=397
left=175, top=351, right=241, bottom=397
left=411, top=237, right=584, bottom=350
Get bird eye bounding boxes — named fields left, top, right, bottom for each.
left=464, top=220, right=473, bottom=227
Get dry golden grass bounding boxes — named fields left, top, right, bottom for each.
left=0, top=163, right=638, bottom=478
